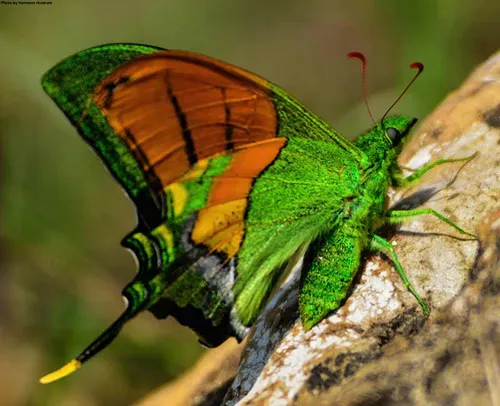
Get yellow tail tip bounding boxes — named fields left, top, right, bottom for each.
left=39, top=359, right=82, bottom=384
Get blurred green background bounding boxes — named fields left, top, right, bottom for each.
left=0, top=0, right=497, bottom=405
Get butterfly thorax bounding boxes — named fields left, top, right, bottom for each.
left=349, top=116, right=417, bottom=235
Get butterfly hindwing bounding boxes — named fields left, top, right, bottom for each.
left=124, top=136, right=361, bottom=345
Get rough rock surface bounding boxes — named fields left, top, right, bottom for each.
left=137, top=50, right=500, bottom=406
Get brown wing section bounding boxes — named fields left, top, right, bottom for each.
left=93, top=51, right=278, bottom=196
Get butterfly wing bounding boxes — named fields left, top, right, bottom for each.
left=42, top=44, right=367, bottom=350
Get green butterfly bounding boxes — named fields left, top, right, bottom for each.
left=39, top=44, right=475, bottom=383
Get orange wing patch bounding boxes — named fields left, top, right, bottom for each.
left=192, top=138, right=286, bottom=257
left=207, top=138, right=287, bottom=205
left=93, top=51, right=278, bottom=196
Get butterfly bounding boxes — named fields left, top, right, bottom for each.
left=39, top=44, right=475, bottom=383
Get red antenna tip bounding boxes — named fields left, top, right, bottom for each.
left=347, top=51, right=366, bottom=62
left=347, top=51, right=375, bottom=124
left=381, top=60, right=425, bottom=120
left=409, top=62, right=424, bottom=72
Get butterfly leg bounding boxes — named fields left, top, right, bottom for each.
left=394, top=152, right=477, bottom=187
left=369, top=234, right=429, bottom=315
left=299, top=227, right=363, bottom=330
left=386, top=209, right=476, bottom=239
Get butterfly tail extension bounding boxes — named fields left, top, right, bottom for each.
left=39, top=279, right=150, bottom=384
left=40, top=226, right=180, bottom=384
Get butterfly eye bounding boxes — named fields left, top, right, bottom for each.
left=386, top=128, right=401, bottom=144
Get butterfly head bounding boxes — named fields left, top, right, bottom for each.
left=381, top=115, right=418, bottom=154
left=355, top=114, right=417, bottom=162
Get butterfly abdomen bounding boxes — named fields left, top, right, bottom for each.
left=299, top=220, right=365, bottom=330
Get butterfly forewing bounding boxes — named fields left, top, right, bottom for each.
left=93, top=52, right=279, bottom=202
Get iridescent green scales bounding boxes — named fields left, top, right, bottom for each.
left=39, top=44, right=476, bottom=383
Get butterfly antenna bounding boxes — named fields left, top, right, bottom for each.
left=381, top=62, right=424, bottom=121
left=347, top=51, right=376, bottom=124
